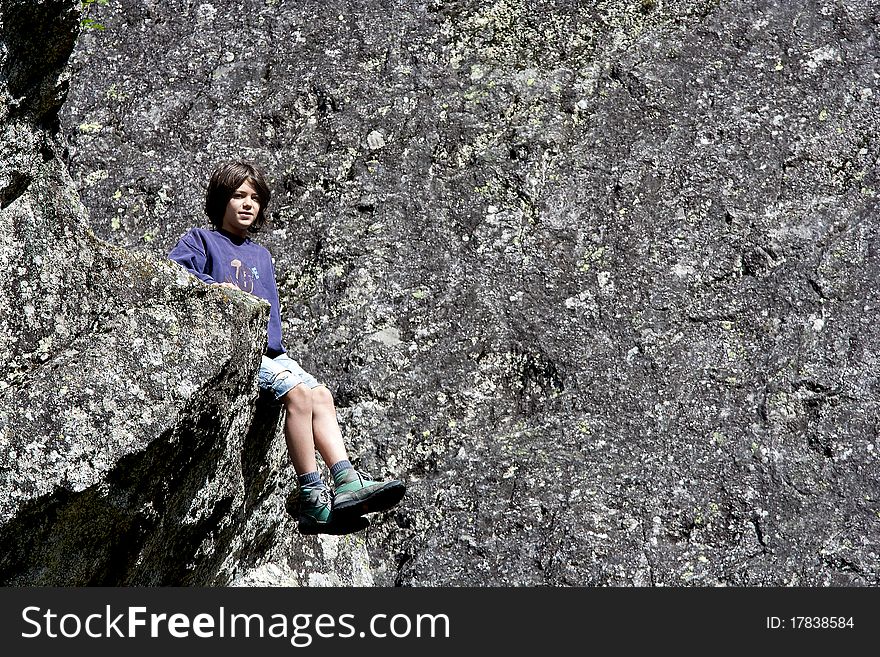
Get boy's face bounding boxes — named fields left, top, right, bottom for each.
left=221, top=180, right=260, bottom=237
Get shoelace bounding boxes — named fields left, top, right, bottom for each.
left=300, top=486, right=332, bottom=507
left=315, top=488, right=332, bottom=506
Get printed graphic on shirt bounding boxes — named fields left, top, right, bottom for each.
left=226, top=257, right=257, bottom=293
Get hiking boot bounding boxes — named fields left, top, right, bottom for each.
left=332, top=469, right=406, bottom=519
left=292, top=485, right=369, bottom=535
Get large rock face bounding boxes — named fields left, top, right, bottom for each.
left=5, top=0, right=877, bottom=585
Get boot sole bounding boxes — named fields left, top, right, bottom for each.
left=333, top=481, right=406, bottom=519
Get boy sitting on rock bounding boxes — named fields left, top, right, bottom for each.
left=169, top=160, right=405, bottom=535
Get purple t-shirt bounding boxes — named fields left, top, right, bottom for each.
left=168, top=227, right=286, bottom=356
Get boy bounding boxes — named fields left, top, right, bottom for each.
left=169, top=160, right=405, bottom=535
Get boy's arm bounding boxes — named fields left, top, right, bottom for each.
left=168, top=230, right=218, bottom=284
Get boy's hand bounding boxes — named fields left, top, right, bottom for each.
left=213, top=282, right=239, bottom=290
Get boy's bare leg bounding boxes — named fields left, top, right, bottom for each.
left=282, top=384, right=319, bottom=474
left=310, top=385, right=349, bottom=467
left=282, top=384, right=348, bottom=474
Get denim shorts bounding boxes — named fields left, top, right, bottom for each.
left=258, top=353, right=321, bottom=400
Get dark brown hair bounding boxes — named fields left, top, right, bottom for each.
left=204, top=160, right=272, bottom=233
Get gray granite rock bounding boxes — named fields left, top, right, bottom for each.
left=6, top=0, right=877, bottom=585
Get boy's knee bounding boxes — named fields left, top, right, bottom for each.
left=283, top=383, right=313, bottom=412
left=311, top=385, right=335, bottom=408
